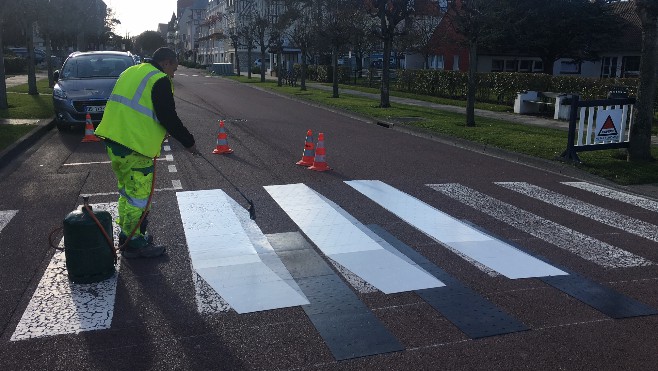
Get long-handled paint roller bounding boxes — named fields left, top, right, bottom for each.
left=196, top=153, right=256, bottom=220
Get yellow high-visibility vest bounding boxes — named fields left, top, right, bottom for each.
left=95, top=63, right=171, bottom=157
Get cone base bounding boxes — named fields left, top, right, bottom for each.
left=212, top=147, right=234, bottom=154
left=81, top=136, right=101, bottom=143
left=309, top=163, right=330, bottom=172
left=296, top=158, right=313, bottom=167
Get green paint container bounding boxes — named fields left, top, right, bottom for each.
left=63, top=204, right=115, bottom=284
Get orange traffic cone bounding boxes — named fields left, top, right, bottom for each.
left=296, top=130, right=315, bottom=166
left=309, top=132, right=330, bottom=172
left=81, top=114, right=101, bottom=142
left=212, top=120, right=234, bottom=154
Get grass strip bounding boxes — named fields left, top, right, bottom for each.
left=0, top=125, right=37, bottom=152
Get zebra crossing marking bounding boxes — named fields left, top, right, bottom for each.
left=0, top=210, right=18, bottom=232
left=563, top=181, right=658, bottom=213
left=177, top=189, right=309, bottom=314
left=346, top=180, right=567, bottom=279
left=497, top=182, right=658, bottom=243
left=429, top=183, right=651, bottom=269
left=265, top=183, right=444, bottom=294
left=11, top=203, right=120, bottom=341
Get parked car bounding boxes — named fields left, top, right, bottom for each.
left=52, top=51, right=135, bottom=131
left=254, top=58, right=270, bottom=67
left=8, top=47, right=46, bottom=64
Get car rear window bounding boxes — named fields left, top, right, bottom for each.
left=61, top=55, right=134, bottom=79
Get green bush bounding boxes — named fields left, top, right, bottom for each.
left=3, top=57, right=26, bottom=74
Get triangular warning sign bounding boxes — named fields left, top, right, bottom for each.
left=597, top=115, right=618, bottom=137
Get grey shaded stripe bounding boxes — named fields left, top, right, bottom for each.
left=0, top=210, right=18, bottom=232
left=430, top=183, right=651, bottom=269
left=496, top=182, right=658, bottom=243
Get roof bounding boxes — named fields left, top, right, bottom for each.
left=606, top=0, right=642, bottom=52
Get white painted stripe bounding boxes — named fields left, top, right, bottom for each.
left=177, top=189, right=309, bottom=314
left=63, top=160, right=111, bottom=166
left=163, top=145, right=171, bottom=151
left=168, top=165, right=177, bottom=173
left=0, top=210, right=18, bottom=232
left=430, top=183, right=651, bottom=269
left=346, top=180, right=567, bottom=279
left=63, top=156, right=173, bottom=167
left=81, top=185, right=182, bottom=198
left=171, top=180, right=182, bottom=190
left=265, top=183, right=445, bottom=293
left=11, top=203, right=119, bottom=341
left=497, top=182, right=658, bottom=243
left=563, top=182, right=658, bottom=213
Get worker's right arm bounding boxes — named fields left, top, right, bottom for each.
left=152, top=77, right=196, bottom=149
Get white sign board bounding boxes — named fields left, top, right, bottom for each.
left=594, top=108, right=623, bottom=144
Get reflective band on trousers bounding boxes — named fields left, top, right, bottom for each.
left=108, top=70, right=161, bottom=123
left=119, top=187, right=149, bottom=209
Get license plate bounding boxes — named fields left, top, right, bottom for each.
left=85, top=106, right=105, bottom=113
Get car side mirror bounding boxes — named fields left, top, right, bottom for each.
left=53, top=70, right=59, bottom=81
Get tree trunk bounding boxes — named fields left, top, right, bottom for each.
left=628, top=7, right=657, bottom=162
left=300, top=49, right=307, bottom=91
left=26, top=21, right=37, bottom=96
left=380, top=38, right=392, bottom=108
left=541, top=57, right=555, bottom=75
left=466, top=42, right=477, bottom=127
left=259, top=47, right=266, bottom=82
left=0, top=27, right=8, bottom=110
left=277, top=51, right=283, bottom=87
left=332, top=47, right=339, bottom=98
left=45, top=35, right=54, bottom=88
left=247, top=48, right=252, bottom=79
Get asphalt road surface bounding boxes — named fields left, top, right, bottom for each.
left=1, top=67, right=657, bottom=370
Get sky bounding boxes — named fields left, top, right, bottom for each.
left=105, top=0, right=179, bottom=38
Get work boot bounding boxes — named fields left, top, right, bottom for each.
left=121, top=235, right=165, bottom=259
left=118, top=232, right=153, bottom=248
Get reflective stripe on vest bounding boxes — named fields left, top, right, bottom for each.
left=108, top=70, right=162, bottom=123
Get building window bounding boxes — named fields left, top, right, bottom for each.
left=431, top=55, right=444, bottom=69
left=622, top=56, right=640, bottom=77
left=453, top=55, right=459, bottom=71
left=492, top=59, right=504, bottom=72
left=559, top=60, right=581, bottom=74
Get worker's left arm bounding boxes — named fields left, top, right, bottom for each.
left=152, top=77, right=195, bottom=149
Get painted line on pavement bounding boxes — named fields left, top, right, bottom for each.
left=63, top=155, right=173, bottom=167
left=429, top=183, right=651, bottom=269
left=265, top=183, right=444, bottom=294
left=346, top=180, right=567, bottom=279
left=563, top=181, right=658, bottom=213
left=81, top=180, right=184, bottom=198
left=11, top=203, right=119, bottom=341
left=0, top=210, right=18, bottom=232
left=177, top=189, right=309, bottom=314
left=497, top=182, right=658, bottom=243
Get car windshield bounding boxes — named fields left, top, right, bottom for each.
left=60, top=55, right=133, bottom=79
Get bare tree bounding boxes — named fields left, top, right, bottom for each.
left=366, top=0, right=416, bottom=108
left=319, top=0, right=359, bottom=98
left=628, top=0, right=658, bottom=162
left=281, top=0, right=317, bottom=90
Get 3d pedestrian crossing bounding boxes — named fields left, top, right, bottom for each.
left=6, top=180, right=658, bottom=352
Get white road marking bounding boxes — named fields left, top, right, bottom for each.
left=497, top=182, right=658, bottom=243
left=63, top=155, right=173, bottom=167
left=563, top=182, right=658, bottom=213
left=168, top=165, right=177, bottom=173
left=430, top=183, right=651, bottom=269
left=346, top=180, right=567, bottom=279
left=177, top=189, right=309, bottom=314
left=171, top=180, right=182, bottom=190
left=163, top=145, right=171, bottom=151
left=11, top=203, right=119, bottom=341
left=0, top=210, right=18, bottom=232
left=265, top=183, right=445, bottom=293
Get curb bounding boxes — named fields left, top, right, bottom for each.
left=0, top=117, right=55, bottom=170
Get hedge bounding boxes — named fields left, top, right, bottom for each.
left=3, top=57, right=26, bottom=74
left=299, top=64, right=646, bottom=107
